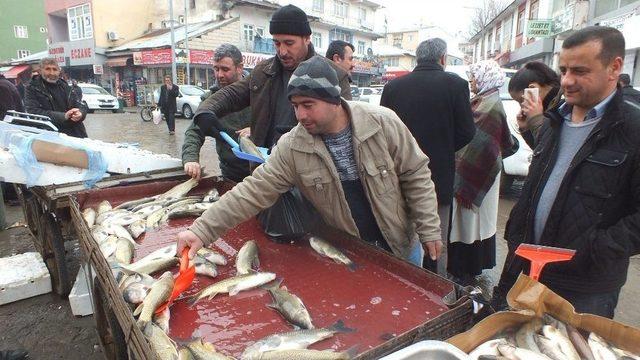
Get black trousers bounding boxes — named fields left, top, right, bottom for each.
left=164, top=110, right=175, bottom=132
left=553, top=287, right=621, bottom=319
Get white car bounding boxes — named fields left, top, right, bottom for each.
left=77, top=83, right=120, bottom=113
left=446, top=65, right=532, bottom=184
left=153, top=85, right=205, bottom=119
left=358, top=87, right=383, bottom=106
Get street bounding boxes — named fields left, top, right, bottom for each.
left=0, top=110, right=639, bottom=359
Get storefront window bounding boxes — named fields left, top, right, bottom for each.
left=68, top=4, right=93, bottom=41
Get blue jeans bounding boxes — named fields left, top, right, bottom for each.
left=554, top=288, right=621, bottom=319
left=406, top=240, right=425, bottom=267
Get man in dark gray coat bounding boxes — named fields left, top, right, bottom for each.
left=380, top=38, right=475, bottom=276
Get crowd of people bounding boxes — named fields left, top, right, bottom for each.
left=2, top=4, right=640, bottom=325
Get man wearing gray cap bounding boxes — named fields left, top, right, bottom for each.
left=177, top=56, right=443, bottom=265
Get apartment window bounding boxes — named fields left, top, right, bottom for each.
left=39, top=26, right=47, bottom=33
left=503, top=17, right=513, bottom=42
left=312, top=33, right=322, bottom=49
left=68, top=4, right=93, bottom=40
left=384, top=57, right=399, bottom=67
left=529, top=0, right=539, bottom=19
left=392, top=34, right=402, bottom=47
left=357, top=41, right=365, bottom=55
left=330, top=29, right=352, bottom=42
left=487, top=32, right=493, bottom=53
left=596, top=0, right=635, bottom=17
left=256, top=27, right=265, bottom=37
left=190, top=0, right=196, bottom=9
left=495, top=23, right=502, bottom=51
left=358, top=7, right=366, bottom=21
left=14, top=25, right=28, bottom=38
left=333, top=1, right=348, bottom=18
left=17, top=50, right=31, bottom=58
left=313, top=0, right=324, bottom=12
left=243, top=24, right=254, bottom=41
left=516, top=6, right=526, bottom=35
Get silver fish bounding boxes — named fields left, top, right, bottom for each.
left=103, top=223, right=135, bottom=244
left=143, top=322, right=178, bottom=360
left=165, top=197, right=202, bottom=211
left=153, top=306, right=171, bottom=334
left=612, top=346, right=640, bottom=360
left=197, top=248, right=227, bottom=266
left=498, top=344, right=552, bottom=360
left=566, top=324, right=595, bottom=360
left=147, top=208, right=168, bottom=229
left=123, top=244, right=179, bottom=275
left=515, top=318, right=542, bottom=353
left=115, top=196, right=157, bottom=210
left=588, top=333, right=618, bottom=360
left=469, top=339, right=510, bottom=359
left=97, top=200, right=112, bottom=214
left=162, top=208, right=206, bottom=223
left=135, top=271, right=174, bottom=329
left=99, top=235, right=118, bottom=259
left=123, top=282, right=150, bottom=304
left=115, top=237, right=135, bottom=265
left=266, top=281, right=314, bottom=329
left=309, top=236, right=356, bottom=271
left=202, top=189, right=220, bottom=203
left=542, top=325, right=580, bottom=360
left=178, top=348, right=195, bottom=360
left=536, top=335, right=568, bottom=360
left=96, top=209, right=130, bottom=225
left=135, top=204, right=165, bottom=218
left=157, top=178, right=199, bottom=201
left=106, top=213, right=144, bottom=227
left=91, top=225, right=110, bottom=243
left=239, top=135, right=265, bottom=161
left=82, top=208, right=96, bottom=228
left=193, top=256, right=218, bottom=278
left=236, top=240, right=259, bottom=275
left=241, top=320, right=353, bottom=360
left=189, top=272, right=276, bottom=305
left=129, top=219, right=147, bottom=239
left=186, top=338, right=235, bottom=360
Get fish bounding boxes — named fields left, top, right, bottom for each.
left=241, top=320, right=354, bottom=359
left=105, top=213, right=144, bottom=227
left=123, top=282, right=150, bottom=304
left=82, top=208, right=96, bottom=228
left=186, top=338, right=235, bottom=360
left=99, top=235, right=118, bottom=259
left=202, top=189, right=220, bottom=203
left=197, top=248, right=227, bottom=266
left=96, top=209, right=130, bottom=225
left=497, top=344, right=552, bottom=360
left=135, top=204, right=165, bottom=218
left=588, top=333, right=618, bottom=360
left=469, top=339, right=510, bottom=359
left=135, top=271, right=174, bottom=329
left=147, top=208, right=168, bottom=229
left=115, top=196, right=157, bottom=210
left=157, top=178, right=199, bottom=201
left=543, top=315, right=569, bottom=339
left=165, top=197, right=203, bottom=211
left=129, top=219, right=147, bottom=239
left=118, top=272, right=155, bottom=290
left=515, top=318, right=543, bottom=353
left=309, top=236, right=356, bottom=271
left=265, top=280, right=314, bottom=329
left=542, top=325, right=580, bottom=360
left=236, top=240, right=259, bottom=275
left=612, top=346, right=640, bottom=360
left=97, top=200, right=112, bottom=214
left=248, top=347, right=357, bottom=360
left=121, top=243, right=179, bottom=275
left=153, top=306, right=171, bottom=334
left=193, top=256, right=218, bottom=278
left=178, top=348, right=196, bottom=360
left=189, top=272, right=276, bottom=305
left=92, top=225, right=110, bottom=243
left=566, top=324, right=595, bottom=360
left=103, top=223, right=135, bottom=244
left=535, top=335, right=568, bottom=360
left=143, top=322, right=179, bottom=360
left=162, top=208, right=206, bottom=223
left=239, top=135, right=265, bottom=161
left=115, top=237, right=135, bottom=264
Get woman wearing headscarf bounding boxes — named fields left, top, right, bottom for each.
left=448, top=60, right=513, bottom=284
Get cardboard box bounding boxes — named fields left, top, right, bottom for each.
left=448, top=274, right=640, bottom=355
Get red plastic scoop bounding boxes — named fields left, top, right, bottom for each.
left=155, top=247, right=195, bottom=314
left=515, top=243, right=576, bottom=280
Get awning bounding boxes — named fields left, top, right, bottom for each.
left=1, top=65, right=30, bottom=79
left=382, top=70, right=410, bottom=81
left=105, top=56, right=131, bottom=67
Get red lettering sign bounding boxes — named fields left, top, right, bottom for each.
left=70, top=48, right=92, bottom=59
left=140, top=49, right=172, bottom=65
left=189, top=50, right=214, bottom=65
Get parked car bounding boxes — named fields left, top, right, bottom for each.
left=153, top=84, right=206, bottom=119
left=77, top=83, right=120, bottom=113
left=350, top=85, right=360, bottom=101
left=446, top=65, right=532, bottom=189
left=358, top=87, right=383, bottom=106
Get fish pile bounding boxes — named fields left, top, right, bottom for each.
left=468, top=314, right=640, bottom=360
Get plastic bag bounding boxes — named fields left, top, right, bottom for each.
left=152, top=108, right=162, bottom=125
left=257, top=188, right=319, bottom=243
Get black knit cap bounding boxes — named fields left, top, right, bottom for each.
left=287, top=56, right=341, bottom=104
left=269, top=4, right=312, bottom=36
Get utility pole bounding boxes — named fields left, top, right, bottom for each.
left=169, top=0, right=177, bottom=84
left=184, top=0, right=190, bottom=85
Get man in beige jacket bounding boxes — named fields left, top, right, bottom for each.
left=177, top=56, right=442, bottom=265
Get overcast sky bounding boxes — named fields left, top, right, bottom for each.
left=373, top=0, right=483, bottom=38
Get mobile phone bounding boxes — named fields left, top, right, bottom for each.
left=524, top=87, right=539, bottom=103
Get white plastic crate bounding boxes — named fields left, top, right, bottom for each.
left=0, top=252, right=52, bottom=305
left=380, top=340, right=470, bottom=360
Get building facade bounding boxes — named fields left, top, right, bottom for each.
left=0, top=0, right=48, bottom=63
left=379, top=25, right=465, bottom=65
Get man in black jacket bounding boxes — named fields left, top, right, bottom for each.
left=158, top=74, right=179, bottom=134
left=380, top=37, right=475, bottom=276
left=618, top=73, right=640, bottom=104
left=495, top=26, right=640, bottom=318
left=0, top=74, right=24, bottom=119
left=24, top=58, right=88, bottom=138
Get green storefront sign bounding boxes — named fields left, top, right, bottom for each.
left=527, top=20, right=554, bottom=37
